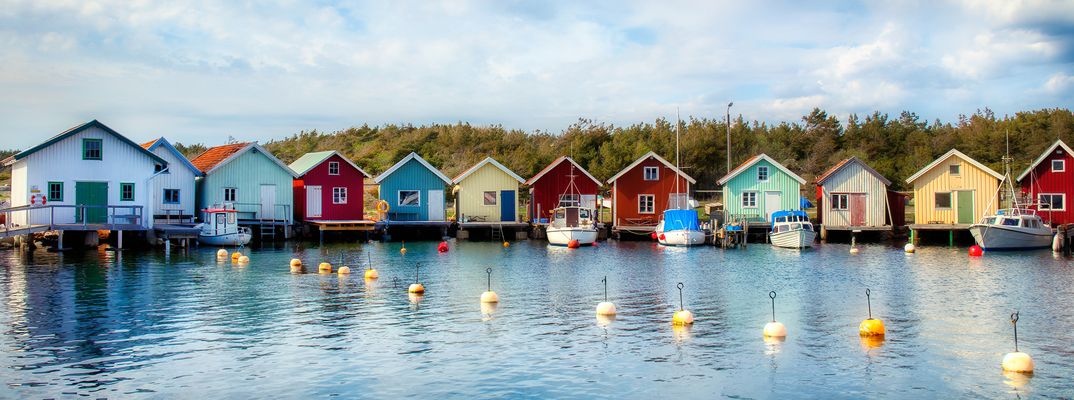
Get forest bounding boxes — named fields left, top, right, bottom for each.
left=256, top=108, right=1073, bottom=192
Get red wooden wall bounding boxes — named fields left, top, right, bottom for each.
left=1020, top=149, right=1074, bottom=225
left=294, top=153, right=366, bottom=221
left=611, top=157, right=690, bottom=227
left=529, top=160, right=600, bottom=223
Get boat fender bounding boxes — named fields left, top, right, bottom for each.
left=969, top=245, right=983, bottom=257
left=567, top=239, right=580, bottom=248
left=659, top=233, right=666, bottom=241
left=650, top=232, right=657, bottom=240
left=438, top=241, right=449, bottom=253
left=1053, top=234, right=1062, bottom=252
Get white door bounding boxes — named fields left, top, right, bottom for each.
left=428, top=190, right=445, bottom=221
left=306, top=186, right=322, bottom=218
left=260, top=184, right=276, bottom=220
left=764, top=191, right=782, bottom=221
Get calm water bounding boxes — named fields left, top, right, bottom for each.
left=1, top=240, right=1073, bottom=398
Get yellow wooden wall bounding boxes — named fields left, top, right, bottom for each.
left=912, top=157, right=999, bottom=224
left=456, top=163, right=519, bottom=221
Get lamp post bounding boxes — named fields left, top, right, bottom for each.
left=726, top=102, right=733, bottom=175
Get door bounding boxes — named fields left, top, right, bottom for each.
left=260, top=184, right=276, bottom=220
left=500, top=190, right=516, bottom=222
left=850, top=193, right=867, bottom=226
left=764, top=191, right=782, bottom=221
left=75, top=182, right=108, bottom=224
left=306, top=186, right=322, bottom=218
left=427, top=190, right=444, bottom=221
left=956, top=190, right=975, bottom=224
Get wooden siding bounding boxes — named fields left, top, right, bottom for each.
left=611, top=157, right=690, bottom=227
left=293, top=153, right=365, bottom=221
left=1019, top=148, right=1074, bottom=225
left=911, top=156, right=999, bottom=224
left=456, top=163, right=519, bottom=222
left=197, top=148, right=294, bottom=223
left=529, top=160, right=600, bottom=223
left=817, top=161, right=889, bottom=227
left=148, top=143, right=197, bottom=219
left=721, top=158, right=801, bottom=221
left=378, top=157, right=448, bottom=221
left=11, top=125, right=159, bottom=227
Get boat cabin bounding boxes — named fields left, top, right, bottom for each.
left=770, top=210, right=813, bottom=233
left=550, top=207, right=595, bottom=229
left=977, top=209, right=1046, bottom=229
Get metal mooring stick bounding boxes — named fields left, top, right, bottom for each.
left=486, top=268, right=492, bottom=291
left=1011, top=311, right=1020, bottom=352
left=769, top=291, right=777, bottom=322
left=866, top=288, right=873, bottom=319
left=677, top=282, right=685, bottom=311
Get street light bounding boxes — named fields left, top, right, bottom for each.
left=726, top=102, right=733, bottom=175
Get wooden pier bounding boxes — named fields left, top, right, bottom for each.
left=457, top=222, right=528, bottom=241
left=1, top=204, right=147, bottom=250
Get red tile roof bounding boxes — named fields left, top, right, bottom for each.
left=189, top=143, right=251, bottom=173
left=140, top=139, right=159, bottom=150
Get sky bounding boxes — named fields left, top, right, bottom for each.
left=1, top=0, right=1072, bottom=148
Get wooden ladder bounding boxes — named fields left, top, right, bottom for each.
left=259, top=215, right=276, bottom=241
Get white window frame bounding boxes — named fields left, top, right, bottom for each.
left=332, top=187, right=347, bottom=204
left=1039, top=193, right=1066, bottom=211
left=831, top=193, right=849, bottom=210
left=559, top=194, right=580, bottom=207
left=643, top=166, right=659, bottom=181
left=483, top=191, right=498, bottom=206
left=398, top=190, right=420, bottom=207
left=223, top=187, right=237, bottom=203
left=1052, top=159, right=1065, bottom=172
left=638, top=194, right=655, bottom=214
left=742, top=191, right=758, bottom=208
left=328, top=161, right=340, bottom=175
left=949, top=164, right=961, bottom=176
left=757, top=166, right=769, bottom=182
left=935, top=192, right=952, bottom=209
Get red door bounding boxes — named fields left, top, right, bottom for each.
left=850, top=194, right=867, bottom=226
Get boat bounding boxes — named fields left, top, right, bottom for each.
left=546, top=165, right=599, bottom=246
left=198, top=205, right=252, bottom=246
left=969, top=132, right=1054, bottom=251
left=769, top=210, right=816, bottom=249
left=656, top=209, right=706, bottom=246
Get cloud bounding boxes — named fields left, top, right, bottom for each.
left=1044, top=73, right=1074, bottom=94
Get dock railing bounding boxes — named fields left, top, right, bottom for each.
left=1, top=204, right=144, bottom=238
left=232, top=202, right=291, bottom=223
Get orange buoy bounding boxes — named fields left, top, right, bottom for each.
left=859, top=288, right=886, bottom=337
left=567, top=239, right=580, bottom=249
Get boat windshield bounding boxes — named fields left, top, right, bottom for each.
left=1002, top=218, right=1019, bottom=226
left=980, top=217, right=996, bottom=225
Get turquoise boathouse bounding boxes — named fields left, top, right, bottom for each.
left=373, top=152, right=452, bottom=221
left=717, top=154, right=806, bottom=223
left=190, top=142, right=297, bottom=238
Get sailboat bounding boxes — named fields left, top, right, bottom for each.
left=969, top=133, right=1053, bottom=250
left=654, top=111, right=706, bottom=246
left=546, top=164, right=599, bottom=246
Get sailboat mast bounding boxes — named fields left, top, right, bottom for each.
left=675, top=108, right=681, bottom=209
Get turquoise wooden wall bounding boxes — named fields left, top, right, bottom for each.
left=378, top=158, right=448, bottom=221
left=721, top=158, right=802, bottom=220
left=196, top=148, right=295, bottom=222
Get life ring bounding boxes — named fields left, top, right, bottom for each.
left=30, top=194, right=47, bottom=206
left=375, top=200, right=390, bottom=213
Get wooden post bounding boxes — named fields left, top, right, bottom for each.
left=948, top=230, right=954, bottom=247
left=118, top=230, right=123, bottom=249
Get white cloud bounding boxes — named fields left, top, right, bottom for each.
left=1044, top=73, right=1074, bottom=94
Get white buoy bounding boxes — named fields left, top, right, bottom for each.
left=237, top=255, right=250, bottom=264
left=216, top=249, right=229, bottom=258
left=763, top=291, right=787, bottom=337
left=481, top=268, right=499, bottom=303
left=850, top=246, right=860, bottom=254
left=408, top=263, right=425, bottom=293
left=1002, top=311, right=1034, bottom=373
left=338, top=266, right=351, bottom=275
left=596, top=276, right=617, bottom=316
left=904, top=243, right=915, bottom=253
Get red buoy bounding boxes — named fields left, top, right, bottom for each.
left=437, top=241, right=449, bottom=253
left=650, top=232, right=658, bottom=240
left=968, top=245, right=983, bottom=257
left=659, top=233, right=666, bottom=241
left=567, top=239, right=580, bottom=249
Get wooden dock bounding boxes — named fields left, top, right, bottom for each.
left=457, top=222, right=528, bottom=241
left=908, top=223, right=971, bottom=246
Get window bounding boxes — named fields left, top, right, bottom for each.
left=328, top=161, right=340, bottom=175
left=949, top=164, right=960, bottom=175
left=831, top=194, right=849, bottom=210
left=483, top=191, right=497, bottom=206
left=223, top=187, right=237, bottom=202
left=398, top=190, right=420, bottom=206
left=154, top=164, right=165, bottom=173
left=559, top=194, right=580, bottom=207
left=935, top=192, right=952, bottom=208
left=1052, top=159, right=1065, bottom=172
left=643, top=166, right=659, bottom=181
left=757, top=166, right=769, bottom=181
left=638, top=194, right=655, bottom=213
left=1039, top=193, right=1065, bottom=211
left=742, top=192, right=757, bottom=208
left=333, top=187, right=347, bottom=204
left=163, top=189, right=180, bottom=204
left=47, top=182, right=63, bottom=202
left=1002, top=218, right=1019, bottom=226
left=120, top=183, right=134, bottom=201
left=82, top=138, right=102, bottom=160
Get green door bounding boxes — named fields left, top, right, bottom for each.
left=956, top=190, right=975, bottom=224
left=76, top=182, right=108, bottom=224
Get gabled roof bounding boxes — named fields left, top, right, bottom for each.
left=525, top=156, right=602, bottom=186
left=1017, top=139, right=1074, bottom=182
left=717, top=153, right=805, bottom=185
left=190, top=142, right=297, bottom=177
left=815, top=157, right=891, bottom=186
left=453, top=157, right=525, bottom=184
left=142, top=137, right=204, bottom=176
left=3, top=119, right=168, bottom=167
left=606, top=151, right=696, bottom=184
left=374, top=152, right=452, bottom=184
left=289, top=150, right=371, bottom=178
left=905, top=148, right=1003, bottom=183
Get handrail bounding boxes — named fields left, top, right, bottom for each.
left=0, top=204, right=144, bottom=236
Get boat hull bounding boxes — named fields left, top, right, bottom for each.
left=969, top=225, right=1052, bottom=250
left=199, top=232, right=252, bottom=246
left=547, top=227, right=598, bottom=246
left=771, top=229, right=816, bottom=249
left=657, top=229, right=706, bottom=246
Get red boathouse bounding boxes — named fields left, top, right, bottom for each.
left=606, top=151, right=695, bottom=233
left=1018, top=139, right=1074, bottom=225
left=526, top=156, right=602, bottom=224
left=289, top=151, right=371, bottom=222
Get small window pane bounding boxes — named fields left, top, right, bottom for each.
left=82, top=139, right=102, bottom=160
left=224, top=188, right=237, bottom=202
left=333, top=187, right=347, bottom=204
left=163, top=189, right=180, bottom=204
left=328, top=162, right=340, bottom=175
left=935, top=192, right=952, bottom=208
left=559, top=194, right=580, bottom=207
left=120, top=183, right=134, bottom=201
left=47, top=182, right=63, bottom=201
left=758, top=166, right=769, bottom=181
left=483, top=191, right=497, bottom=206
left=1052, top=160, right=1065, bottom=172
left=949, top=164, right=960, bottom=175
left=638, top=195, right=654, bottom=213
left=399, top=190, right=420, bottom=206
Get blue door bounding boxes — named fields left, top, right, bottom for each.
left=500, top=190, right=515, bottom=222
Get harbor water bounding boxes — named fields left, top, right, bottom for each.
left=1, top=241, right=1072, bottom=398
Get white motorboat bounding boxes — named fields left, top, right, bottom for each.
left=970, top=210, right=1052, bottom=250
left=656, top=209, right=706, bottom=246
left=769, top=210, right=816, bottom=249
left=199, top=206, right=252, bottom=246
left=546, top=206, right=598, bottom=246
